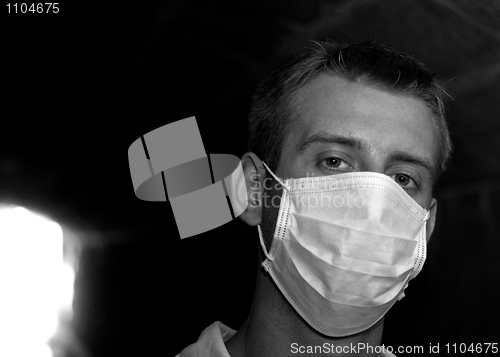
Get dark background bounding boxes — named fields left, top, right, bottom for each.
left=2, top=1, right=500, bottom=356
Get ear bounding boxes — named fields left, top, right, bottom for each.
left=238, top=152, right=266, bottom=226
left=426, top=198, right=438, bottom=242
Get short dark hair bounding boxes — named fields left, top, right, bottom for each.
left=247, top=40, right=452, bottom=181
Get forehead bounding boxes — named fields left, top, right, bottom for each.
left=282, top=74, right=438, bottom=170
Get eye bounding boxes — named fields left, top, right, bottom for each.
left=320, top=157, right=352, bottom=172
left=392, top=173, right=418, bottom=189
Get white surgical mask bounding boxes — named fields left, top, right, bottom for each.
left=258, top=163, right=430, bottom=337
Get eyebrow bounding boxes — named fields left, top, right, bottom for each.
left=297, top=131, right=371, bottom=153
left=297, top=131, right=437, bottom=182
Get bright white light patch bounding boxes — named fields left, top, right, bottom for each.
left=0, top=206, right=72, bottom=357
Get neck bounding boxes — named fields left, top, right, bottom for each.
left=226, top=270, right=384, bottom=357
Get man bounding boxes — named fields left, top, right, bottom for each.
left=176, top=40, right=452, bottom=356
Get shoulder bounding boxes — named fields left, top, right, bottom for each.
left=175, top=322, right=237, bottom=357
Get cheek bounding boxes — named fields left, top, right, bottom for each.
left=415, top=191, right=434, bottom=211
left=261, top=185, right=283, bottom=250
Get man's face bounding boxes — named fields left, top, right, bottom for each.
left=276, top=74, right=438, bottom=210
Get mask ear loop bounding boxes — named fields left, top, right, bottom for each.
left=261, top=162, right=291, bottom=191
left=258, top=225, right=274, bottom=262
left=257, top=162, right=290, bottom=263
